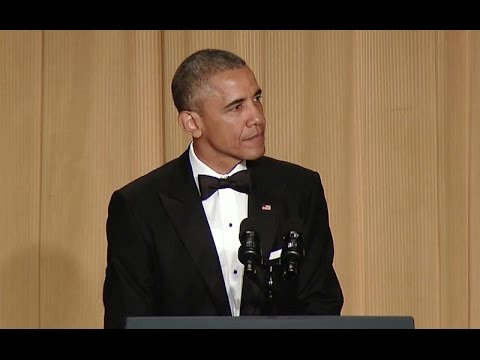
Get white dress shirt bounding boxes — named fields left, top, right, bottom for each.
left=189, top=143, right=247, bottom=316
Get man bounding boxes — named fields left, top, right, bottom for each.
left=103, top=48, right=343, bottom=329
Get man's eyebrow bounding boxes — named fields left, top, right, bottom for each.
left=223, top=88, right=263, bottom=110
left=253, top=89, right=263, bottom=98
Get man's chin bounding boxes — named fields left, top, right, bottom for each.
left=244, top=147, right=265, bottom=160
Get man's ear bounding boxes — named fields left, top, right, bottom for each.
left=178, top=111, right=202, bottom=138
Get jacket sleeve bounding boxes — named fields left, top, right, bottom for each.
left=103, top=190, right=155, bottom=329
left=294, top=171, right=344, bottom=315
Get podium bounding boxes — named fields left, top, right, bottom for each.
left=125, top=315, right=415, bottom=329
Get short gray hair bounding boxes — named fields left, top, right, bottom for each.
left=171, top=48, right=247, bottom=113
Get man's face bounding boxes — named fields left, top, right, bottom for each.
left=193, top=66, right=266, bottom=174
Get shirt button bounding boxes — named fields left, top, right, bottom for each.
left=228, top=223, right=232, bottom=227
left=233, top=270, right=238, bottom=274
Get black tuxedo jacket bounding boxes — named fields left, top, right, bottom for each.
left=103, top=149, right=343, bottom=328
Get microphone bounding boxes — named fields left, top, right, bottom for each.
left=280, top=218, right=305, bottom=281
left=238, top=217, right=262, bottom=279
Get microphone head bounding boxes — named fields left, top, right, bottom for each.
left=238, top=217, right=262, bottom=276
left=280, top=217, right=305, bottom=280
left=239, top=217, right=258, bottom=236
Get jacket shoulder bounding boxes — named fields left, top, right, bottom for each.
left=113, top=155, right=182, bottom=200
left=252, top=156, right=319, bottom=178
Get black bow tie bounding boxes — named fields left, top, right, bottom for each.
left=198, top=170, right=251, bottom=201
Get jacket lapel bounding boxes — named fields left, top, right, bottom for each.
left=158, top=150, right=231, bottom=315
left=157, top=152, right=286, bottom=316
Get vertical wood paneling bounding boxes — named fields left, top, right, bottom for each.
left=162, top=31, right=190, bottom=162
left=359, top=31, right=440, bottom=327
left=40, top=30, right=163, bottom=328
left=437, top=31, right=470, bottom=328
left=469, top=30, right=480, bottom=328
left=263, top=31, right=306, bottom=164
left=351, top=30, right=368, bottom=314
left=0, top=30, right=42, bottom=328
left=130, top=31, right=164, bottom=175
left=297, top=31, right=363, bottom=315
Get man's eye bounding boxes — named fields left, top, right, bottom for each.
left=254, top=95, right=263, bottom=102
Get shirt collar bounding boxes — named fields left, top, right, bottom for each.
left=188, top=142, right=247, bottom=192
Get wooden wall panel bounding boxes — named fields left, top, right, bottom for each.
left=468, top=31, right=480, bottom=328
left=436, top=31, right=470, bottom=328
left=358, top=30, right=441, bottom=327
left=0, top=30, right=42, bottom=328
left=40, top=30, right=163, bottom=328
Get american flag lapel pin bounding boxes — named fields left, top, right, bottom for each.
left=261, top=204, right=272, bottom=211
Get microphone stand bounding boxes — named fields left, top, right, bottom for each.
left=244, top=262, right=278, bottom=315
left=266, top=265, right=275, bottom=315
